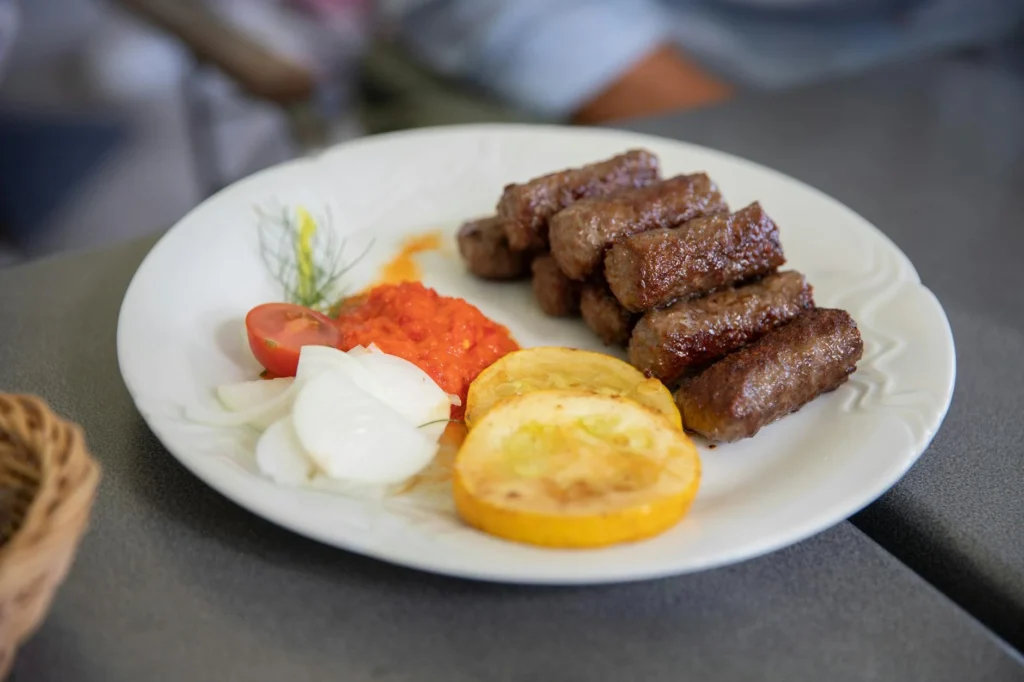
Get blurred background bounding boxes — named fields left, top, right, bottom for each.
left=1, top=0, right=1022, bottom=267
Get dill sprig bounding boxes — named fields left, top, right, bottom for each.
left=256, top=203, right=373, bottom=314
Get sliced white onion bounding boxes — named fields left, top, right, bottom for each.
left=187, top=381, right=299, bottom=428
left=295, top=345, right=374, bottom=384
left=215, top=377, right=295, bottom=429
left=345, top=344, right=379, bottom=357
left=292, top=370, right=437, bottom=484
left=255, top=416, right=314, bottom=485
left=217, top=377, right=294, bottom=410
left=352, top=352, right=451, bottom=436
left=298, top=345, right=450, bottom=434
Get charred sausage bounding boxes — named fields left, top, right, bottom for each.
left=498, top=149, right=660, bottom=252
left=674, top=308, right=863, bottom=442
left=604, top=202, right=786, bottom=312
left=549, top=173, right=727, bottom=281
left=628, top=271, right=814, bottom=384
left=531, top=254, right=582, bottom=317
left=580, top=282, right=638, bottom=347
left=457, top=216, right=531, bottom=281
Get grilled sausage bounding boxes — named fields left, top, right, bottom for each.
left=498, top=149, right=660, bottom=252
left=675, top=308, right=863, bottom=442
left=604, top=202, right=786, bottom=312
left=531, top=254, right=581, bottom=317
left=580, top=282, right=638, bottom=347
left=628, top=271, right=814, bottom=384
left=549, top=173, right=728, bottom=281
left=457, top=216, right=531, bottom=280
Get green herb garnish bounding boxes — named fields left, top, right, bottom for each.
left=257, top=204, right=372, bottom=314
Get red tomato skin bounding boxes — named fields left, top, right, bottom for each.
left=245, top=303, right=340, bottom=377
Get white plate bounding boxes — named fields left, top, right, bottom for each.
left=117, top=124, right=955, bottom=584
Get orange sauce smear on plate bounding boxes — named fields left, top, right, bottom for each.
left=375, top=231, right=443, bottom=286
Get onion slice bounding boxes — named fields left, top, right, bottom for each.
left=292, top=370, right=437, bottom=484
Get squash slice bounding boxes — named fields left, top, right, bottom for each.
left=453, top=390, right=700, bottom=548
left=465, top=347, right=680, bottom=430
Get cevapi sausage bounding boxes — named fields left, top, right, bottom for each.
left=498, top=149, right=660, bottom=252
left=549, top=173, right=727, bottom=281
left=457, top=216, right=531, bottom=280
left=674, top=308, right=863, bottom=442
left=580, top=282, right=638, bottom=347
left=628, top=271, right=814, bottom=384
left=604, top=202, right=786, bottom=312
left=531, top=254, right=581, bottom=317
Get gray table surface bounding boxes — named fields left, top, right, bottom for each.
left=627, top=57, right=1024, bottom=650
left=0, top=239, right=1021, bottom=681
left=3, top=60, right=1024, bottom=681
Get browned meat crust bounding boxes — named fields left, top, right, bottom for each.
left=604, top=202, right=786, bottom=312
left=531, top=254, right=581, bottom=317
left=628, top=271, right=814, bottom=383
left=674, top=308, right=863, bottom=442
left=457, top=216, right=531, bottom=281
left=549, top=173, right=728, bottom=281
left=580, top=282, right=638, bottom=347
left=497, top=149, right=660, bottom=252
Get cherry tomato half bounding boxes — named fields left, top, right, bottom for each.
left=245, top=303, right=341, bottom=377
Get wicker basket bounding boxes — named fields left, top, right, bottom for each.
left=0, top=395, right=100, bottom=678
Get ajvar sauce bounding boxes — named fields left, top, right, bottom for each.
left=375, top=231, right=443, bottom=286
left=334, top=281, right=518, bottom=419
